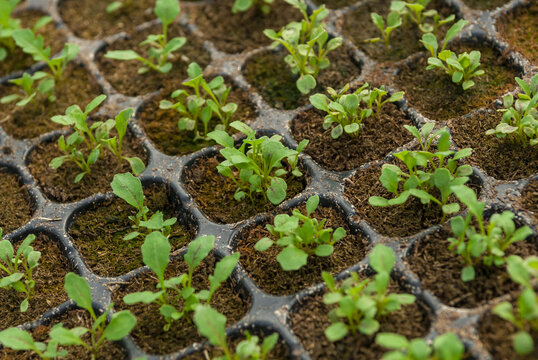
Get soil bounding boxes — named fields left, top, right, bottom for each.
left=69, top=184, right=196, bottom=278
left=406, top=226, right=537, bottom=309
left=189, top=0, right=301, bottom=54
left=137, top=80, right=257, bottom=156
left=289, top=280, right=432, bottom=359
left=0, top=64, right=103, bottom=139
left=394, top=42, right=519, bottom=121
left=183, top=156, right=308, bottom=224
left=27, top=130, right=147, bottom=203
left=463, top=0, right=511, bottom=10
left=449, top=110, right=538, bottom=181
left=0, top=168, right=33, bottom=234
left=521, top=179, right=538, bottom=220
left=96, top=22, right=211, bottom=97
left=497, top=1, right=538, bottom=64
left=0, top=10, right=65, bottom=78
left=242, top=46, right=361, bottom=110
left=0, top=234, right=69, bottom=330
left=312, top=0, right=358, bottom=9
left=111, top=254, right=250, bottom=355
left=291, top=104, right=413, bottom=172
left=341, top=0, right=456, bottom=62
left=235, top=204, right=368, bottom=296
left=0, top=309, right=127, bottom=360
left=59, top=0, right=154, bottom=40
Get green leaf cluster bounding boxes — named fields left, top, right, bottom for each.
left=376, top=332, right=465, bottom=360
left=0, top=326, right=67, bottom=360
left=263, top=0, right=342, bottom=94
left=323, top=244, right=416, bottom=342
left=390, top=0, right=455, bottom=35
left=106, top=0, right=134, bottom=13
left=232, top=0, right=274, bottom=14
left=366, top=12, right=402, bottom=53
left=208, top=121, right=308, bottom=205
left=1, top=71, right=55, bottom=107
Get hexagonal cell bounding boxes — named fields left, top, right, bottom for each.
left=462, top=0, right=511, bottom=11
left=0, top=232, right=70, bottom=331
left=96, top=23, right=211, bottom=97
left=233, top=197, right=368, bottom=296
left=68, top=181, right=197, bottom=278
left=137, top=76, right=257, bottom=156
left=520, top=179, right=538, bottom=221
left=449, top=110, right=538, bottom=181
left=0, top=167, right=34, bottom=233
left=497, top=1, right=538, bottom=64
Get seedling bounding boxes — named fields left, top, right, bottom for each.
left=0, top=327, right=67, bottom=360
left=0, top=71, right=55, bottom=106
left=0, top=0, right=21, bottom=61
left=111, top=172, right=177, bottom=240
left=365, top=12, right=402, bottom=53
left=368, top=124, right=473, bottom=223
left=232, top=0, right=274, bottom=14
left=208, top=121, right=308, bottom=205
left=486, top=74, right=538, bottom=147
left=254, top=195, right=346, bottom=271
left=493, top=255, right=538, bottom=355
left=106, top=0, right=133, bottom=13
left=194, top=305, right=279, bottom=360
left=0, top=229, right=40, bottom=312
left=420, top=19, right=484, bottom=90
left=376, top=332, right=465, bottom=360
left=263, top=0, right=342, bottom=94
left=447, top=185, right=533, bottom=282
left=104, top=0, right=186, bottom=74
left=123, top=233, right=239, bottom=331
left=160, top=62, right=238, bottom=141
left=390, top=0, right=455, bottom=35
left=323, top=244, right=416, bottom=341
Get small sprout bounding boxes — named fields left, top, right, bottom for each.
left=376, top=332, right=465, bottom=360
left=448, top=185, right=533, bottom=282
left=123, top=233, right=239, bottom=331
left=0, top=71, right=55, bottom=107
left=159, top=62, right=238, bottom=141
left=323, top=244, right=416, bottom=342
left=365, top=12, right=402, bottom=53
left=111, top=172, right=177, bottom=240
left=208, top=121, right=308, bottom=205
left=390, top=0, right=455, bottom=35
left=104, top=0, right=186, bottom=74
left=263, top=0, right=342, bottom=94
left=368, top=124, right=473, bottom=223
left=194, top=305, right=279, bottom=360
left=232, top=0, right=274, bottom=14
left=106, top=0, right=133, bottom=13
left=0, top=327, right=67, bottom=359
left=0, top=0, right=22, bottom=61
left=486, top=74, right=538, bottom=147
left=0, top=229, right=40, bottom=312
left=493, top=255, right=538, bottom=355
left=254, top=195, right=346, bottom=271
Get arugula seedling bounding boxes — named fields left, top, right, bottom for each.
left=486, top=74, right=538, bottom=147
left=208, top=121, right=308, bottom=205
left=323, top=244, right=416, bottom=342
left=123, top=233, right=239, bottom=331
left=376, top=332, right=465, bottom=360
left=111, top=172, right=177, bottom=240
left=232, top=0, right=274, bottom=14
left=365, top=12, right=402, bottom=53
left=448, top=185, right=533, bottom=282
left=254, top=195, right=346, bottom=271
left=0, top=229, right=40, bottom=312
left=160, top=62, right=238, bottom=141
left=0, top=327, right=67, bottom=360
left=104, top=0, right=186, bottom=74
left=0, top=71, right=55, bottom=107
left=263, top=0, right=342, bottom=94
left=368, top=124, right=473, bottom=223
left=105, top=0, right=134, bottom=13
left=493, top=255, right=538, bottom=356
left=0, top=0, right=21, bottom=61
left=194, top=305, right=279, bottom=360
left=390, top=0, right=455, bottom=36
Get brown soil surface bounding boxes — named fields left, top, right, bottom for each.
left=291, top=104, right=413, bottom=172
left=406, top=227, right=537, bottom=309
left=27, top=131, right=147, bottom=203
left=138, top=81, right=256, bottom=156
left=69, top=184, right=196, bottom=277
left=235, top=204, right=367, bottom=295
left=497, top=1, right=537, bottom=64
left=0, top=64, right=103, bottom=139
left=394, top=43, right=518, bottom=121
left=0, top=168, right=33, bottom=233
left=96, top=22, right=210, bottom=97
left=183, top=156, right=308, bottom=224
left=463, top=0, right=511, bottom=10
left=312, top=0, right=357, bottom=9
left=243, top=46, right=361, bottom=110
left=112, top=254, right=250, bottom=355
left=290, top=281, right=431, bottom=359
left=59, top=0, right=154, bottom=40
left=449, top=110, right=538, bottom=181
left=189, top=0, right=301, bottom=54
left=521, top=179, right=538, bottom=220
left=0, top=10, right=65, bottom=77
left=0, top=309, right=127, bottom=360
left=0, top=234, right=69, bottom=330
left=341, top=0, right=455, bottom=62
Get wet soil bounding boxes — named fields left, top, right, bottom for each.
left=497, top=1, right=537, bottom=64
left=521, top=179, right=538, bottom=220
left=463, top=0, right=511, bottom=10
left=0, top=168, right=33, bottom=233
